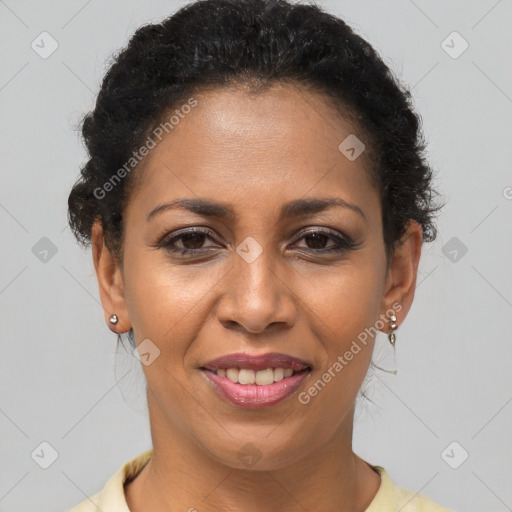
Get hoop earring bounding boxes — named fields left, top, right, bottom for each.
left=109, top=314, right=118, bottom=325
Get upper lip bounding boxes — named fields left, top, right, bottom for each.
left=201, top=352, right=312, bottom=372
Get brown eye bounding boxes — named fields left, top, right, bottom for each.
left=303, top=232, right=329, bottom=249
left=179, top=232, right=207, bottom=250
left=292, top=228, right=356, bottom=254
left=159, top=227, right=220, bottom=255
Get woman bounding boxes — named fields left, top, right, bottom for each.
left=66, top=0, right=451, bottom=510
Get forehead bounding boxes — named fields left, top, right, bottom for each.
left=127, top=84, right=378, bottom=221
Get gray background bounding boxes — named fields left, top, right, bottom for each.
left=1, top=1, right=511, bottom=511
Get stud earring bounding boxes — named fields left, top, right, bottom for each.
left=109, top=314, right=118, bottom=325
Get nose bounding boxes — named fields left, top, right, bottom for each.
left=216, top=248, right=297, bottom=334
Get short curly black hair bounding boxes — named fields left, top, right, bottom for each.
left=67, top=0, right=443, bottom=266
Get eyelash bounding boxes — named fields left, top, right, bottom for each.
left=156, top=227, right=358, bottom=256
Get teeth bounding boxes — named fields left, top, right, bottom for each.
left=215, top=367, right=305, bottom=385
left=239, top=369, right=255, bottom=385
left=226, top=368, right=238, bottom=383
left=273, top=368, right=284, bottom=382
left=255, top=368, right=274, bottom=385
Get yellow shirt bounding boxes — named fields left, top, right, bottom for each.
left=67, top=449, right=454, bottom=511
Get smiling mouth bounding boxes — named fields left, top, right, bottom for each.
left=200, top=366, right=312, bottom=409
left=201, top=366, right=311, bottom=386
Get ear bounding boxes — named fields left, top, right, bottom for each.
left=380, top=220, right=423, bottom=331
left=91, top=219, right=131, bottom=334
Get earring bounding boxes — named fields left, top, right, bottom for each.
left=388, top=314, right=397, bottom=349
left=109, top=314, right=118, bottom=325
left=373, top=313, right=399, bottom=376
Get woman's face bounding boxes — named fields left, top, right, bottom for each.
left=94, top=83, right=420, bottom=470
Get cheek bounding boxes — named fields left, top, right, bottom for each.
left=297, top=274, right=379, bottom=427
left=122, top=253, right=221, bottom=422
left=313, top=258, right=383, bottom=346
left=123, top=248, right=218, bottom=333
left=122, top=250, right=231, bottom=376
left=303, top=258, right=383, bottom=396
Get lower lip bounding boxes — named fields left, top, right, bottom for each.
left=201, top=369, right=311, bottom=409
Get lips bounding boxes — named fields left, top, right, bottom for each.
left=199, top=352, right=312, bottom=409
left=201, top=352, right=311, bottom=372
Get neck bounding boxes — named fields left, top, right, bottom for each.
left=125, top=400, right=381, bottom=512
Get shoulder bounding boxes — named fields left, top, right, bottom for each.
left=66, top=449, right=153, bottom=512
left=365, top=465, right=455, bottom=512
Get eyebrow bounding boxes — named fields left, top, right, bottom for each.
left=146, top=197, right=366, bottom=223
